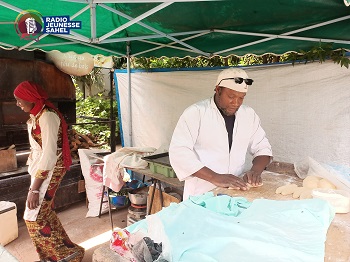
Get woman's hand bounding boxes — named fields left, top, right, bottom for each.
left=27, top=191, right=40, bottom=210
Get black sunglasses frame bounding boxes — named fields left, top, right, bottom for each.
left=218, top=77, right=254, bottom=86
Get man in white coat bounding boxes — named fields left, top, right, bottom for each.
left=169, top=67, right=273, bottom=200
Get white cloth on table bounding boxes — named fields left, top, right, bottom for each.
left=103, top=147, right=156, bottom=192
left=125, top=192, right=335, bottom=262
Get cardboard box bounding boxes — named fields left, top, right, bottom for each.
left=0, top=201, right=18, bottom=246
left=0, top=149, right=17, bottom=173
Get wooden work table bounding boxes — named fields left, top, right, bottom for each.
left=212, top=171, right=350, bottom=262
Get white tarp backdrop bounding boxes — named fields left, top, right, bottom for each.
left=114, top=61, right=350, bottom=168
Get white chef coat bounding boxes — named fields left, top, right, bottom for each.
left=169, top=96, right=272, bottom=200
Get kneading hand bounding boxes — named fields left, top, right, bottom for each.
left=212, top=173, right=249, bottom=190
left=242, top=170, right=263, bottom=187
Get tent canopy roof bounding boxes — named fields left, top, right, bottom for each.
left=0, top=0, right=350, bottom=58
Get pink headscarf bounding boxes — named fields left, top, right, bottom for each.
left=14, top=81, right=72, bottom=171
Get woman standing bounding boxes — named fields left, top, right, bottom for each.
left=14, top=81, right=84, bottom=262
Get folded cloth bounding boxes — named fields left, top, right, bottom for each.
left=103, top=147, right=156, bottom=192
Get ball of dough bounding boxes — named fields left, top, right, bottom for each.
left=275, top=184, right=298, bottom=195
left=299, top=188, right=313, bottom=199
left=317, top=178, right=336, bottom=189
left=302, top=175, right=321, bottom=189
left=292, top=187, right=306, bottom=199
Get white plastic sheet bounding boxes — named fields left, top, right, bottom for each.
left=115, top=61, right=350, bottom=167
left=294, top=156, right=350, bottom=193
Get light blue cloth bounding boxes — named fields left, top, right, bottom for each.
left=127, top=192, right=335, bottom=262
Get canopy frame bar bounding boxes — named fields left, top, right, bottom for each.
left=98, top=2, right=173, bottom=41
left=214, top=15, right=350, bottom=55
left=99, top=3, right=210, bottom=56
left=134, top=31, right=211, bottom=56
left=100, top=30, right=209, bottom=43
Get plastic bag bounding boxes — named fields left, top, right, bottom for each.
left=294, top=158, right=310, bottom=179
left=294, top=157, right=350, bottom=193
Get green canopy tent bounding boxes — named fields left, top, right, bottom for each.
left=0, top=0, right=350, bottom=58
left=1, top=0, right=349, bottom=151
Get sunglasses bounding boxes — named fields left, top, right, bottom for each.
left=218, top=77, right=254, bottom=86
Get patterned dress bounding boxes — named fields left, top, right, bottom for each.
left=24, top=108, right=85, bottom=261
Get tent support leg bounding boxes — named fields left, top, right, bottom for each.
left=127, top=43, right=133, bottom=147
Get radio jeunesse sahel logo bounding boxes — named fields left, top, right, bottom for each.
left=15, top=10, right=44, bottom=41
left=15, top=10, right=82, bottom=41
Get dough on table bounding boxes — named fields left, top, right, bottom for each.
left=247, top=182, right=263, bottom=188
left=228, top=182, right=263, bottom=190
left=317, top=178, right=336, bottom=189
left=292, top=187, right=306, bottom=199
left=302, top=175, right=321, bottom=189
left=299, top=188, right=313, bottom=199
left=275, top=184, right=298, bottom=195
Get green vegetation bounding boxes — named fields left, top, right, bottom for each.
left=113, top=43, right=349, bottom=70
left=73, top=84, right=118, bottom=148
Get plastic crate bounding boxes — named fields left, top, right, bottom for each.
left=149, top=162, right=176, bottom=178
left=142, top=152, right=177, bottom=178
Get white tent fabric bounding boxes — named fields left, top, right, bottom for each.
left=114, top=61, right=350, bottom=169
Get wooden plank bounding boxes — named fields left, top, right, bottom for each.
left=0, top=149, right=17, bottom=173
left=147, top=187, right=181, bottom=215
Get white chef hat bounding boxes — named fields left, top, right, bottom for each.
left=215, top=68, right=253, bottom=93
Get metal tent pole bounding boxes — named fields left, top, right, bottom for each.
left=109, top=69, right=116, bottom=152
left=127, top=43, right=133, bottom=147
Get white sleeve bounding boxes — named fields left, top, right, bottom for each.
left=248, top=112, right=273, bottom=158
left=38, top=111, right=60, bottom=170
left=169, top=106, right=205, bottom=181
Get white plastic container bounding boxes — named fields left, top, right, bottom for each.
left=312, top=189, right=350, bottom=214
left=0, top=201, right=18, bottom=246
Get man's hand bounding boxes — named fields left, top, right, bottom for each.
left=242, top=170, right=263, bottom=187
left=211, top=173, right=249, bottom=190
left=193, top=167, right=249, bottom=190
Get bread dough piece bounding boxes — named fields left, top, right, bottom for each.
left=247, top=182, right=263, bottom=188
left=317, top=178, right=336, bottom=189
left=299, top=188, right=313, bottom=199
left=228, top=182, right=263, bottom=190
left=275, top=184, right=298, bottom=195
left=292, top=187, right=306, bottom=199
left=281, top=184, right=299, bottom=195
left=302, top=176, right=321, bottom=189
